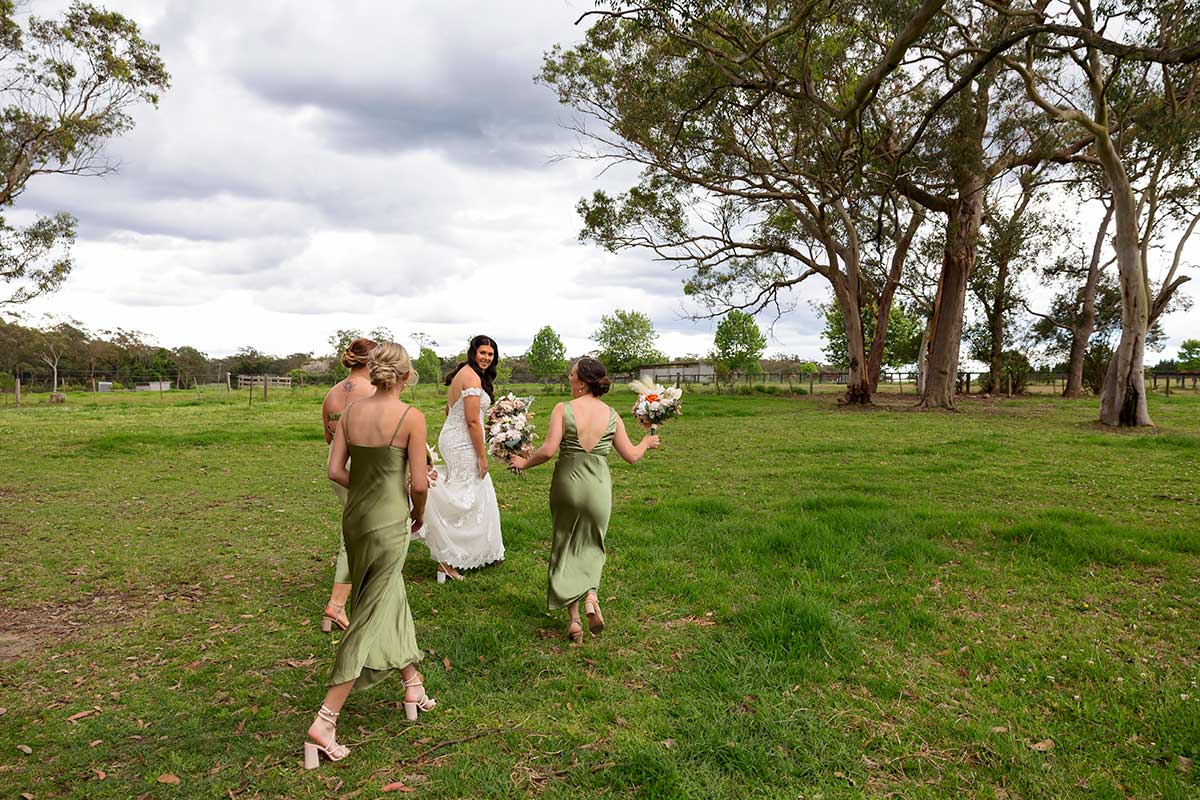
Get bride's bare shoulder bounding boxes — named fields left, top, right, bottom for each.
left=457, top=367, right=481, bottom=387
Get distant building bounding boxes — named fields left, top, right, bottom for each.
left=136, top=381, right=172, bottom=392
left=97, top=381, right=113, bottom=392
left=634, top=361, right=716, bottom=384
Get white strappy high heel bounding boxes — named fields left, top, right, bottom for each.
left=303, top=705, right=350, bottom=769
left=320, top=602, right=348, bottom=632
left=436, top=565, right=465, bottom=584
left=402, top=673, right=437, bottom=721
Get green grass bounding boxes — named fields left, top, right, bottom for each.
left=1, top=387, right=1198, bottom=799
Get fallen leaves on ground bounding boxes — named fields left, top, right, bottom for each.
left=381, top=781, right=415, bottom=792
left=1028, top=739, right=1055, bottom=752
left=156, top=773, right=181, bottom=784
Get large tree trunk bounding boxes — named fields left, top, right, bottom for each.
left=1064, top=204, right=1111, bottom=398
left=836, top=286, right=871, bottom=404
left=921, top=187, right=984, bottom=409
left=1063, top=327, right=1090, bottom=397
left=916, top=321, right=931, bottom=395
left=1095, top=134, right=1152, bottom=425
left=866, top=297, right=891, bottom=394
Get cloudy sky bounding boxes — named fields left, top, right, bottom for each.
left=10, top=1, right=1197, bottom=362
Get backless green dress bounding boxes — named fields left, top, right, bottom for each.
left=329, top=406, right=423, bottom=689
left=547, top=402, right=617, bottom=610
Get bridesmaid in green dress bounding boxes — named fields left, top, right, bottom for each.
left=318, top=337, right=376, bottom=632
left=510, top=357, right=659, bottom=643
left=305, top=342, right=437, bottom=770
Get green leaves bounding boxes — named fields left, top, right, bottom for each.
left=526, top=326, right=568, bottom=381
left=0, top=2, right=168, bottom=307
left=710, top=310, right=767, bottom=375
left=592, top=309, right=663, bottom=373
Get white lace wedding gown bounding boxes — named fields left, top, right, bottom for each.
left=419, top=387, right=505, bottom=569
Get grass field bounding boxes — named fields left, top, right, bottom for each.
left=1, top=387, right=1198, bottom=799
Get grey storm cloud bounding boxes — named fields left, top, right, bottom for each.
left=9, top=0, right=840, bottom=360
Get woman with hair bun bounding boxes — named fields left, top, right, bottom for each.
left=305, top=342, right=435, bottom=769
left=509, top=357, right=659, bottom=643
left=318, top=337, right=377, bottom=631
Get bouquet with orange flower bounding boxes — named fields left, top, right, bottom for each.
left=628, top=379, right=683, bottom=434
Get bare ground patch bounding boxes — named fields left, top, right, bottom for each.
left=0, top=590, right=166, bottom=662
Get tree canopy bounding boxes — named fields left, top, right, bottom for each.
left=0, top=2, right=169, bottom=308
left=591, top=309, right=663, bottom=373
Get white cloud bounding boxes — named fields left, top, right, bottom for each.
left=10, top=0, right=1197, bottom=364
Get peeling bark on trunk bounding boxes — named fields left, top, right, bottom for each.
left=921, top=188, right=984, bottom=409
left=1095, top=132, right=1152, bottom=426
left=835, top=283, right=872, bottom=404
left=1063, top=328, right=1090, bottom=397
left=1064, top=205, right=1111, bottom=398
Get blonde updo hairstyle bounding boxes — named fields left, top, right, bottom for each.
left=367, top=342, right=419, bottom=390
left=341, top=337, right=377, bottom=370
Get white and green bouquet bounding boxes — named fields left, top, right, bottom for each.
left=629, top=379, right=683, bottom=434
left=486, top=393, right=537, bottom=463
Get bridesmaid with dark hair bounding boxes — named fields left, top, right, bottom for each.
left=420, top=334, right=506, bottom=582
left=509, top=357, right=659, bottom=643
left=318, top=337, right=377, bottom=631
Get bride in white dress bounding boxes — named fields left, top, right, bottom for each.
left=419, top=335, right=505, bottom=582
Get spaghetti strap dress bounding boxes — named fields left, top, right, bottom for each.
left=329, top=406, right=423, bottom=689
left=546, top=403, right=617, bottom=610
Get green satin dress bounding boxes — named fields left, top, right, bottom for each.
left=329, top=407, right=423, bottom=689
left=547, top=402, right=617, bottom=610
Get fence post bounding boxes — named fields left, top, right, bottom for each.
left=226, top=372, right=232, bottom=392
left=262, top=374, right=268, bottom=401
left=14, top=374, right=20, bottom=408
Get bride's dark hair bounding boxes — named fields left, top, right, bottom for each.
left=445, top=334, right=498, bottom=401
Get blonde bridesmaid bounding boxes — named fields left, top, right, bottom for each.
left=305, top=342, right=436, bottom=769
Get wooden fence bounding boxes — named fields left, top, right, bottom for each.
left=235, top=374, right=293, bottom=389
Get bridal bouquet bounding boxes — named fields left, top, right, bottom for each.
left=629, top=379, right=683, bottom=433
left=485, top=393, right=537, bottom=463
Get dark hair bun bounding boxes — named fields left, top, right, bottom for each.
left=575, top=357, right=611, bottom=397
left=341, top=337, right=377, bottom=370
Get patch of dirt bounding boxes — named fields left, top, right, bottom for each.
left=0, top=591, right=153, bottom=662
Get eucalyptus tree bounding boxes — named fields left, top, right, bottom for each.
left=541, top=0, right=940, bottom=403
left=988, top=0, right=1200, bottom=425
left=0, top=2, right=168, bottom=308
left=967, top=165, right=1057, bottom=393
left=877, top=0, right=1099, bottom=409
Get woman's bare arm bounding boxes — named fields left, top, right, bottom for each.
left=510, top=403, right=564, bottom=470
left=612, top=415, right=659, bottom=464
left=327, top=411, right=351, bottom=486
left=406, top=411, right=429, bottom=530
left=459, top=371, right=489, bottom=478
